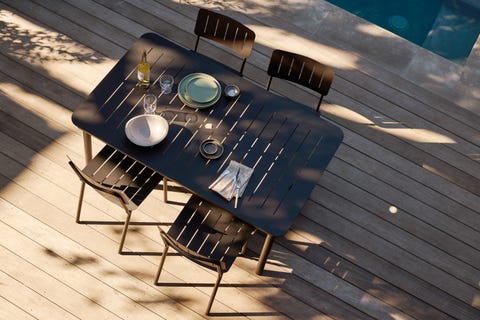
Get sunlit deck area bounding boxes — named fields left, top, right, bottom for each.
left=1, top=1, right=479, bottom=319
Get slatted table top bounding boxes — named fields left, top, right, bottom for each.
left=72, top=33, right=343, bottom=236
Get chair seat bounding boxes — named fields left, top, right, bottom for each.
left=167, top=195, right=253, bottom=272
left=69, top=144, right=165, bottom=253
left=82, top=145, right=163, bottom=208
left=155, top=195, right=253, bottom=314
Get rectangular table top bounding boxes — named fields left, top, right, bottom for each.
left=72, top=33, right=343, bottom=236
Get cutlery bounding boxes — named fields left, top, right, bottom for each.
left=208, top=169, right=230, bottom=189
left=233, top=167, right=241, bottom=208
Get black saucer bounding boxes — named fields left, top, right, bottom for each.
left=199, top=139, right=224, bottom=159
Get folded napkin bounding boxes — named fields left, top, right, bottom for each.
left=209, top=160, right=253, bottom=201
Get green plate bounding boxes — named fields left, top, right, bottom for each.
left=186, top=76, right=219, bottom=103
left=178, top=73, right=221, bottom=109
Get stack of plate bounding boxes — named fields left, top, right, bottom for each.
left=178, top=73, right=221, bottom=108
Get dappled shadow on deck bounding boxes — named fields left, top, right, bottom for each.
left=0, top=1, right=479, bottom=319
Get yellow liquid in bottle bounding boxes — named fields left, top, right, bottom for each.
left=137, top=50, right=150, bottom=89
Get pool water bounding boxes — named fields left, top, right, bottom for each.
left=325, top=0, right=480, bottom=64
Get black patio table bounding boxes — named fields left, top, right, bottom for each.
left=72, top=33, right=343, bottom=275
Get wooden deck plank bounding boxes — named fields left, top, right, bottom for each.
left=256, top=239, right=418, bottom=320
left=0, top=199, right=194, bottom=320
left=1, top=0, right=479, bottom=319
left=0, top=238, right=122, bottom=320
left=0, top=262, right=78, bottom=320
left=331, top=76, right=480, bottom=174
left=323, top=159, right=480, bottom=268
left=311, top=181, right=479, bottom=298
left=2, top=1, right=124, bottom=59
left=301, top=202, right=479, bottom=320
left=0, top=295, right=38, bottom=320
left=282, top=215, right=455, bottom=320
left=309, top=187, right=480, bottom=313
left=333, top=71, right=480, bottom=150
left=32, top=0, right=137, bottom=49
left=0, top=5, right=115, bottom=97
left=334, top=140, right=480, bottom=233
left=337, top=126, right=480, bottom=224
left=324, top=98, right=480, bottom=196
left=318, top=169, right=480, bottom=287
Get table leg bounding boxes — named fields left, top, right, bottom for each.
left=255, top=233, right=274, bottom=275
left=82, top=131, right=92, bottom=163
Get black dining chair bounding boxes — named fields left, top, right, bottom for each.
left=68, top=145, right=167, bottom=254
left=154, top=194, right=253, bottom=315
left=266, top=49, right=335, bottom=112
left=194, top=8, right=256, bottom=76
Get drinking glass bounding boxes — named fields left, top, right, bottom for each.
left=143, top=94, right=157, bottom=114
left=159, top=74, right=174, bottom=94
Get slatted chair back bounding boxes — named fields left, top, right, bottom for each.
left=194, top=8, right=256, bottom=75
left=68, top=159, right=131, bottom=212
left=68, top=145, right=164, bottom=253
left=266, top=49, right=335, bottom=112
left=154, top=195, right=253, bottom=315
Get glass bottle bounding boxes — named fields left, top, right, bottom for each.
left=137, top=50, right=150, bottom=89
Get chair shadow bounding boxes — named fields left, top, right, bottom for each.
left=120, top=251, right=164, bottom=256
left=154, top=281, right=279, bottom=288
left=78, top=220, right=172, bottom=227
left=208, top=311, right=283, bottom=317
left=165, top=200, right=189, bottom=206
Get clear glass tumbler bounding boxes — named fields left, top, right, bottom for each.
left=159, top=74, right=174, bottom=94
left=143, top=94, right=157, bottom=114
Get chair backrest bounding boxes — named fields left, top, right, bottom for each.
left=164, top=195, right=253, bottom=272
left=68, top=160, right=132, bottom=211
left=159, top=229, right=225, bottom=271
left=194, top=8, right=256, bottom=75
left=267, top=49, right=335, bottom=111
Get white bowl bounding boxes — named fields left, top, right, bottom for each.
left=125, top=114, right=169, bottom=147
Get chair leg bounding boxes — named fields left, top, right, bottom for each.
left=266, top=76, right=272, bottom=91
left=240, top=240, right=248, bottom=255
left=194, top=36, right=200, bottom=51
left=163, top=177, right=168, bottom=202
left=118, top=210, right=132, bottom=254
left=154, top=245, right=169, bottom=284
left=316, top=95, right=324, bottom=113
left=75, top=182, right=86, bottom=223
left=239, top=58, right=246, bottom=76
left=206, top=268, right=223, bottom=315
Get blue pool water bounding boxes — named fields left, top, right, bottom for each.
left=325, top=0, right=480, bottom=64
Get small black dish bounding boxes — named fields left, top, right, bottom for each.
left=199, top=139, right=224, bottom=160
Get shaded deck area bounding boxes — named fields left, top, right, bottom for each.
left=1, top=1, right=479, bottom=319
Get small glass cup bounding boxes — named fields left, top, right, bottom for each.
left=143, top=94, right=157, bottom=114
left=224, top=84, right=240, bottom=98
left=159, top=74, right=174, bottom=94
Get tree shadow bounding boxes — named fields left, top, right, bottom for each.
left=0, top=12, right=107, bottom=64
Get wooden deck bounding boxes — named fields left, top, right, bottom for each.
left=1, top=1, right=479, bottom=319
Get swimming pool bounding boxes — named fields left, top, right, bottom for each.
left=325, top=0, right=480, bottom=64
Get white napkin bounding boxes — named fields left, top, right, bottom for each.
left=209, top=160, right=253, bottom=201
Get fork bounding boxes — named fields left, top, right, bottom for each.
left=233, top=167, right=241, bottom=208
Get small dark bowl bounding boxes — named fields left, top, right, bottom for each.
left=224, top=84, right=240, bottom=98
